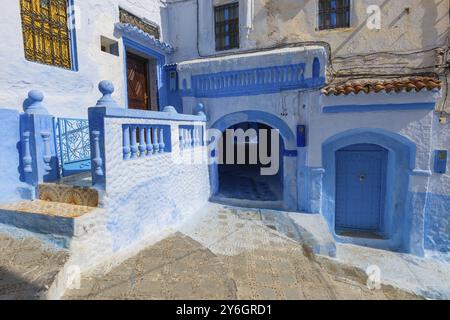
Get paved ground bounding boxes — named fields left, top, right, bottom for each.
left=0, top=230, right=69, bottom=300
left=336, top=244, right=450, bottom=300
left=64, top=204, right=419, bottom=300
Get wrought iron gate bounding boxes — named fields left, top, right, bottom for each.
left=56, top=118, right=91, bottom=177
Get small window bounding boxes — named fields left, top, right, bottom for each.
left=100, top=36, right=119, bottom=56
left=318, top=0, right=350, bottom=30
left=214, top=2, right=239, bottom=51
left=20, top=0, right=73, bottom=69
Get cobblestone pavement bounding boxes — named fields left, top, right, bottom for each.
left=64, top=204, right=419, bottom=300
left=0, top=231, right=69, bottom=300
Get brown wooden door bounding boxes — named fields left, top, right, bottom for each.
left=126, top=52, right=149, bottom=110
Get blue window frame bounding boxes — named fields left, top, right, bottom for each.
left=318, top=0, right=350, bottom=30
left=214, top=2, right=239, bottom=51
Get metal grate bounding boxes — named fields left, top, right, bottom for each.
left=318, top=0, right=350, bottom=30
left=20, top=0, right=72, bottom=69
left=56, top=118, right=91, bottom=176
left=215, top=2, right=239, bottom=51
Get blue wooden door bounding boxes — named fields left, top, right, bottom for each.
left=335, top=144, right=387, bottom=232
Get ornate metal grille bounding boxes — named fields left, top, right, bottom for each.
left=56, top=118, right=91, bottom=176
left=20, top=0, right=72, bottom=69
left=215, top=2, right=239, bottom=51
left=119, top=8, right=160, bottom=39
left=318, top=0, right=350, bottom=30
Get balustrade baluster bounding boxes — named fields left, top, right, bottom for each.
left=152, top=127, right=160, bottom=153
left=139, top=126, right=146, bottom=157
left=92, top=131, right=104, bottom=177
left=123, top=125, right=131, bottom=160
left=146, top=127, right=153, bottom=156
left=22, top=131, right=32, bottom=173
left=159, top=128, right=165, bottom=153
left=130, top=126, right=137, bottom=159
left=41, top=131, right=52, bottom=171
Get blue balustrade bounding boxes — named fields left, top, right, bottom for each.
left=122, top=124, right=170, bottom=160
left=183, top=61, right=326, bottom=98
left=179, top=125, right=204, bottom=150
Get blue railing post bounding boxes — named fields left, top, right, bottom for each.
left=88, top=80, right=120, bottom=187
left=20, top=90, right=60, bottom=186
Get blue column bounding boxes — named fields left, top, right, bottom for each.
left=88, top=80, right=120, bottom=187
left=20, top=90, right=59, bottom=185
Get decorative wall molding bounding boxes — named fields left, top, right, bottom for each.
left=183, top=63, right=325, bottom=98
left=322, top=102, right=436, bottom=113
left=115, top=23, right=174, bottom=54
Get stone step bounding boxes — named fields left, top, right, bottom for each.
left=0, top=200, right=97, bottom=239
left=38, top=177, right=98, bottom=208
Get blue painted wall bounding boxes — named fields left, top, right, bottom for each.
left=424, top=193, right=450, bottom=252
left=0, top=109, right=32, bottom=203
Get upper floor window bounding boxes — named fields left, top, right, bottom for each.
left=214, top=2, right=239, bottom=51
left=318, top=0, right=350, bottom=30
left=20, top=0, right=73, bottom=69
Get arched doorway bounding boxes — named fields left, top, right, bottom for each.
left=217, top=122, right=284, bottom=202
left=321, top=128, right=419, bottom=253
left=335, top=144, right=388, bottom=238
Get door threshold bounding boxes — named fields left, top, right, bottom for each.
left=336, top=229, right=385, bottom=240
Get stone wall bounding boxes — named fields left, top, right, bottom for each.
left=102, top=116, right=210, bottom=252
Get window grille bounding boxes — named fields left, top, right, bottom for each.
left=20, top=0, right=72, bottom=69
left=318, top=0, right=350, bottom=30
left=215, top=2, right=239, bottom=51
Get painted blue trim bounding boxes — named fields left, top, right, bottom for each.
left=321, top=128, right=419, bottom=253
left=283, top=150, right=298, bottom=157
left=164, top=64, right=183, bottom=112
left=411, top=169, right=433, bottom=177
left=122, top=37, right=168, bottom=110
left=67, top=0, right=78, bottom=71
left=182, top=63, right=325, bottom=98
left=115, top=23, right=174, bottom=54
left=92, top=106, right=207, bottom=122
left=210, top=110, right=296, bottom=149
left=323, top=103, right=436, bottom=113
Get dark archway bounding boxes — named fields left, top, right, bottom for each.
left=217, top=122, right=284, bottom=202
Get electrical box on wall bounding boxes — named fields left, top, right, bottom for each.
left=434, top=150, right=448, bottom=174
left=169, top=70, right=178, bottom=91
left=297, top=125, right=306, bottom=147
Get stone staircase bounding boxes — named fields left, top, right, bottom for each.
left=0, top=172, right=102, bottom=247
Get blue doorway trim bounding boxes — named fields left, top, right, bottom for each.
left=322, top=128, right=417, bottom=252
left=122, top=37, right=167, bottom=110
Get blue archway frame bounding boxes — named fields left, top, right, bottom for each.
left=210, top=110, right=297, bottom=149
left=209, top=110, right=297, bottom=209
left=322, top=128, right=417, bottom=252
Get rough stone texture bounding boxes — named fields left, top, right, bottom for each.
left=63, top=204, right=419, bottom=300
left=336, top=243, right=450, bottom=300
left=0, top=232, right=69, bottom=300
left=102, top=117, right=210, bottom=254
